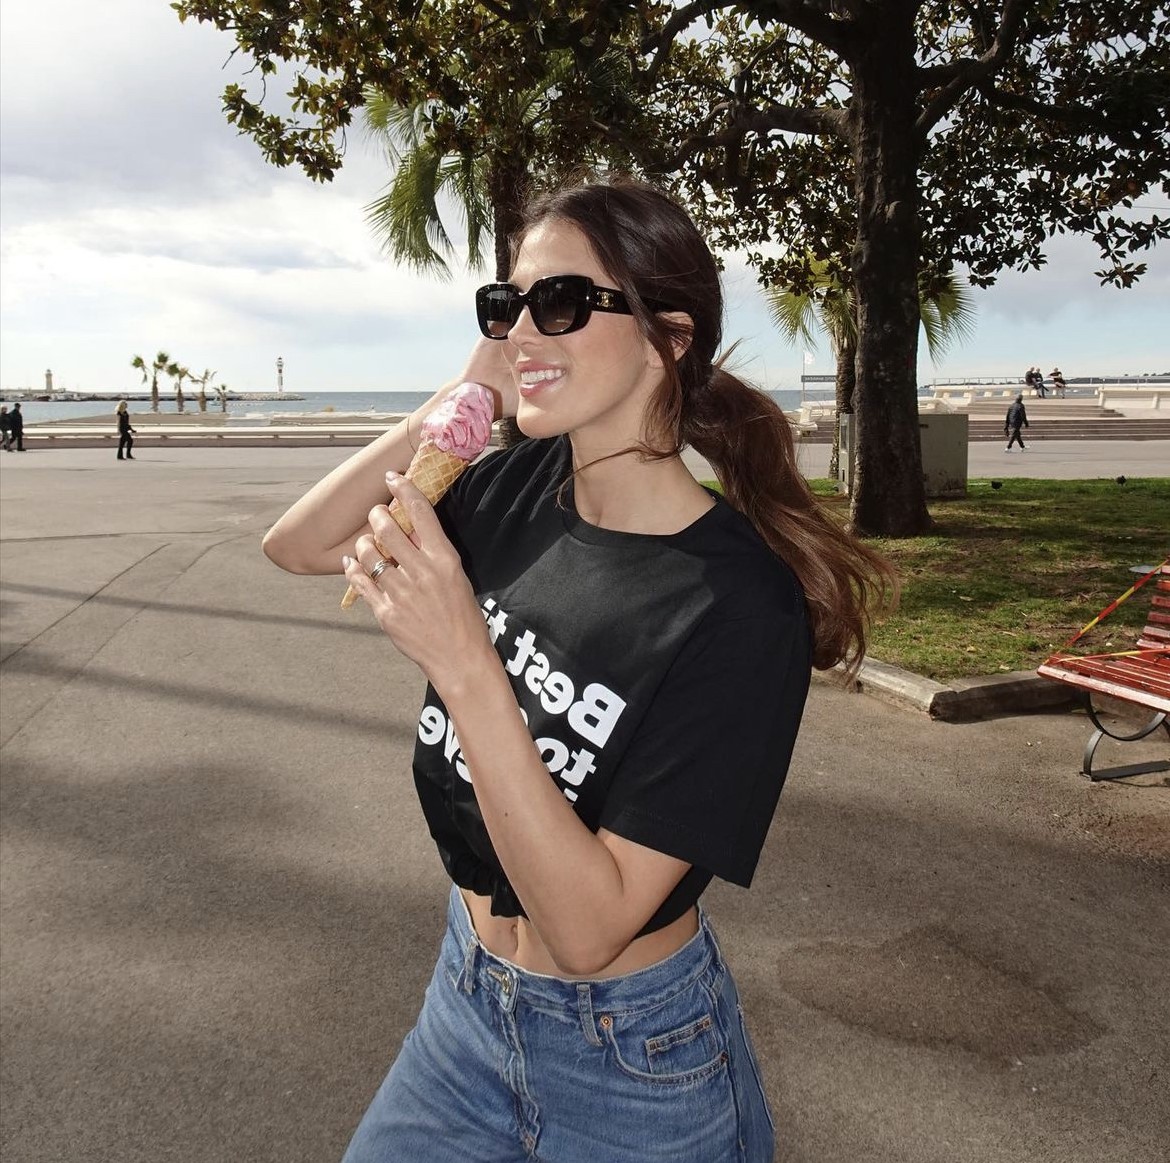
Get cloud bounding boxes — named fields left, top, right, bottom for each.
left=1, top=0, right=1166, bottom=396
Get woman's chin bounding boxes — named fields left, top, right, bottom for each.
left=514, top=403, right=564, bottom=442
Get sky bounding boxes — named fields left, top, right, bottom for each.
left=2, top=0, right=1167, bottom=398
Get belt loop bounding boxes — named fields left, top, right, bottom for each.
left=577, top=983, right=602, bottom=1047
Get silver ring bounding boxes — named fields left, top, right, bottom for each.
left=368, top=557, right=393, bottom=582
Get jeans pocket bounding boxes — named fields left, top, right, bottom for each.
left=600, top=987, right=730, bottom=1086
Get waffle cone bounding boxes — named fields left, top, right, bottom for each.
left=340, top=439, right=472, bottom=609
left=392, top=440, right=470, bottom=536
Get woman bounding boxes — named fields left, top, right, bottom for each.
left=264, top=176, right=892, bottom=1162
left=115, top=401, right=135, bottom=460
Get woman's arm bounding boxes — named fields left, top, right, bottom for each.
left=261, top=393, right=443, bottom=576
left=343, top=477, right=691, bottom=976
left=263, top=339, right=516, bottom=576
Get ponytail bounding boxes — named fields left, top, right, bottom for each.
left=680, top=366, right=895, bottom=677
left=515, top=174, right=894, bottom=674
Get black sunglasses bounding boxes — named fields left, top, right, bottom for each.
left=476, top=274, right=675, bottom=339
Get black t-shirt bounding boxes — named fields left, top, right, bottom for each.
left=413, top=436, right=812, bottom=935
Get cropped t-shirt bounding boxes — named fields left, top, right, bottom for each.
left=412, top=435, right=812, bottom=935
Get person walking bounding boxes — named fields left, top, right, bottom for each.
left=0, top=405, right=12, bottom=451
left=9, top=402, right=25, bottom=451
left=1005, top=393, right=1029, bottom=450
left=116, top=401, right=136, bottom=460
left=263, top=175, right=894, bottom=1163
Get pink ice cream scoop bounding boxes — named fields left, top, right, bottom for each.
left=421, top=382, right=495, bottom=458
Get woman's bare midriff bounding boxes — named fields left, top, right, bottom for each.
left=460, top=888, right=699, bottom=979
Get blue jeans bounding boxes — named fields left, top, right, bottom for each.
left=342, top=886, right=776, bottom=1162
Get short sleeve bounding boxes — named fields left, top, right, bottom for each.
left=598, top=607, right=811, bottom=887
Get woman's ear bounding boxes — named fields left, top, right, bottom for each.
left=646, top=311, right=694, bottom=367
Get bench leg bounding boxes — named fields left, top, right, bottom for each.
left=1082, top=695, right=1170, bottom=781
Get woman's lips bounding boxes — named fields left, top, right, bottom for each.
left=516, top=366, right=566, bottom=398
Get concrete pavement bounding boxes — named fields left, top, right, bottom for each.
left=1, top=446, right=1168, bottom=1163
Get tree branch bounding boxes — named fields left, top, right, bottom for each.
left=641, top=0, right=856, bottom=87
left=733, top=100, right=849, bottom=139
left=745, top=1, right=854, bottom=56
left=640, top=1, right=727, bottom=86
left=979, top=85, right=1109, bottom=131
left=914, top=0, right=1029, bottom=135
left=653, top=97, right=846, bottom=171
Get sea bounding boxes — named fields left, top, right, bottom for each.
left=4, top=388, right=830, bottom=424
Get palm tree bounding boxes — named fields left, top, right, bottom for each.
left=214, top=383, right=229, bottom=414
left=362, top=95, right=493, bottom=282
left=766, top=262, right=975, bottom=477
left=131, top=351, right=171, bottom=413
left=363, top=53, right=635, bottom=447
left=166, top=362, right=190, bottom=414
left=364, top=91, right=518, bottom=444
left=192, top=368, right=216, bottom=414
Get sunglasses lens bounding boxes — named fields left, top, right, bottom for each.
left=531, top=278, right=585, bottom=335
left=479, top=287, right=518, bottom=338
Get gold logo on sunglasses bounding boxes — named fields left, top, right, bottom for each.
left=596, top=291, right=617, bottom=308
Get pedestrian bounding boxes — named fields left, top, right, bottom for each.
left=1005, top=393, right=1030, bottom=450
left=9, top=402, right=25, bottom=451
left=264, top=175, right=894, bottom=1163
left=1033, top=366, right=1047, bottom=398
left=1051, top=367, right=1066, bottom=398
left=116, top=401, right=136, bottom=460
left=0, top=405, right=11, bottom=451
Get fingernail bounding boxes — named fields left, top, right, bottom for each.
left=342, top=555, right=354, bottom=568
left=386, top=470, right=401, bottom=483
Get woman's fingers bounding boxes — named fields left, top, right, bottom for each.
left=342, top=553, right=385, bottom=608
left=383, top=473, right=445, bottom=548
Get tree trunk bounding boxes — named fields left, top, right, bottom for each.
left=491, top=156, right=528, bottom=450
left=829, top=336, right=856, bottom=482
left=150, top=375, right=159, bottom=414
left=176, top=386, right=185, bottom=413
left=847, top=9, right=931, bottom=536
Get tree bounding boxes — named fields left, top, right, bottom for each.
left=131, top=351, right=171, bottom=413
left=766, top=261, right=975, bottom=477
left=174, top=0, right=1168, bottom=534
left=214, top=383, right=229, bottom=414
left=648, top=2, right=1167, bottom=533
left=166, top=362, right=190, bottom=413
left=192, top=368, right=217, bottom=414
left=361, top=47, right=640, bottom=447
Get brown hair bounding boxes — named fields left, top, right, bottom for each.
left=517, top=174, right=895, bottom=674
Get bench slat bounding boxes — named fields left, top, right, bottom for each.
left=1038, top=650, right=1170, bottom=712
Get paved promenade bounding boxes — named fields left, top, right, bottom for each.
left=1, top=446, right=1167, bottom=1163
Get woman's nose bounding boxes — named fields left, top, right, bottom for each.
left=507, top=304, right=542, bottom=347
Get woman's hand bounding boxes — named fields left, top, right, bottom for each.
left=458, top=336, right=517, bottom=421
left=342, top=472, right=494, bottom=693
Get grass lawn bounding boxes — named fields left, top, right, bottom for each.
left=820, top=477, right=1169, bottom=681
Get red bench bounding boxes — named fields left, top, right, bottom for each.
left=1038, top=562, right=1170, bottom=780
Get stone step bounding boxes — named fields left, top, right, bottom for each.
left=958, top=402, right=1120, bottom=416
left=800, top=417, right=1170, bottom=443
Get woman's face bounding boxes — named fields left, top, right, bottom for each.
left=503, top=218, right=665, bottom=452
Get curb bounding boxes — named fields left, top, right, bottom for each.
left=813, top=657, right=1080, bottom=722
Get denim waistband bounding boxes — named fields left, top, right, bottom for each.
left=443, top=885, right=722, bottom=1018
